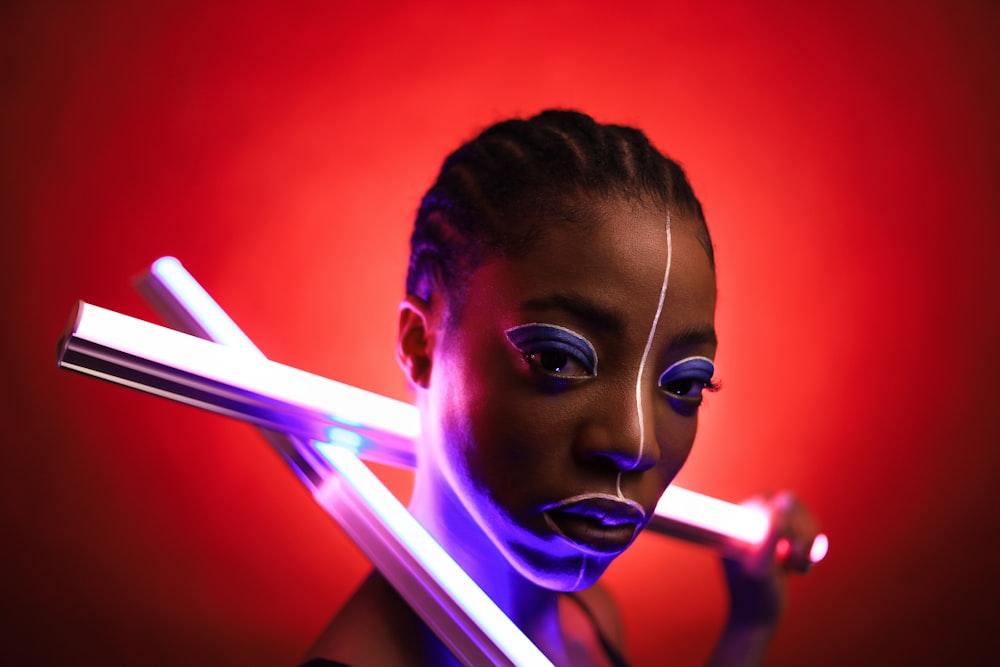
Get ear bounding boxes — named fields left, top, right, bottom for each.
left=397, top=294, right=436, bottom=389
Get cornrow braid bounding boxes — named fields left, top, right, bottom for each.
left=406, top=109, right=712, bottom=321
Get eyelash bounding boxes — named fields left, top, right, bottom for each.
left=658, top=356, right=719, bottom=415
left=661, top=377, right=722, bottom=397
left=504, top=323, right=598, bottom=381
left=505, top=326, right=720, bottom=411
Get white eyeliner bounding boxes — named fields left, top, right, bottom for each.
left=503, top=322, right=599, bottom=374
left=660, top=355, right=715, bottom=376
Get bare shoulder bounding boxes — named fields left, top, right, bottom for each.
left=303, top=573, right=430, bottom=667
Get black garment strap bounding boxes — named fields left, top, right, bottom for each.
left=565, top=592, right=632, bottom=667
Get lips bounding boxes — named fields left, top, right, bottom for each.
left=542, top=495, right=646, bottom=555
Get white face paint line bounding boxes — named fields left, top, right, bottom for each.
left=571, top=557, right=587, bottom=590
left=543, top=492, right=645, bottom=515
left=626, top=209, right=674, bottom=474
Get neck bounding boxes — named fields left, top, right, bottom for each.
left=408, top=466, right=570, bottom=664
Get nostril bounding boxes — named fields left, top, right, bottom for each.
left=583, top=450, right=630, bottom=475
left=572, top=417, right=654, bottom=473
left=585, top=447, right=656, bottom=474
left=620, top=450, right=657, bottom=473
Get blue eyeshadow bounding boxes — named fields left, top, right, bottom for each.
left=504, top=323, right=598, bottom=375
left=658, top=356, right=715, bottom=387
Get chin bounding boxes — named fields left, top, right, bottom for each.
left=468, top=495, right=625, bottom=592
left=504, top=539, right=615, bottom=592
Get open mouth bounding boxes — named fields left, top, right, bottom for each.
left=542, top=495, right=645, bottom=555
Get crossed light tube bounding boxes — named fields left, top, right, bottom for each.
left=56, top=257, right=828, bottom=666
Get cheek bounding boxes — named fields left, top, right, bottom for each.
left=654, top=405, right=699, bottom=478
left=431, top=351, right=526, bottom=497
left=427, top=353, right=485, bottom=485
left=463, top=391, right=578, bottom=507
left=467, top=402, right=551, bottom=478
left=447, top=337, right=570, bottom=489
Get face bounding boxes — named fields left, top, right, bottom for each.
left=413, top=200, right=717, bottom=590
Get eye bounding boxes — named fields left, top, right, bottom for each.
left=661, top=377, right=705, bottom=398
left=658, top=356, right=718, bottom=414
left=505, top=323, right=597, bottom=380
left=526, top=347, right=591, bottom=378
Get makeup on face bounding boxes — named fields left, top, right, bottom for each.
left=629, top=211, right=674, bottom=475
left=542, top=493, right=646, bottom=556
left=658, top=355, right=718, bottom=416
left=502, top=223, right=719, bottom=559
left=419, top=205, right=718, bottom=591
left=504, top=322, right=598, bottom=380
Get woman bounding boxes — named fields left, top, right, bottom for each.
left=303, top=110, right=818, bottom=666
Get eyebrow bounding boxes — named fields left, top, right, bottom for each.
left=669, top=325, right=718, bottom=350
left=520, top=294, right=623, bottom=334
left=520, top=294, right=717, bottom=349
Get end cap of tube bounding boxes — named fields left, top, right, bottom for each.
left=56, top=300, right=86, bottom=367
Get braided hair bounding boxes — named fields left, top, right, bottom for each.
left=406, top=109, right=713, bottom=322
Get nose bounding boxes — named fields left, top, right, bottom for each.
left=573, top=385, right=659, bottom=473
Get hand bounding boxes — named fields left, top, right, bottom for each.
left=708, top=492, right=821, bottom=667
left=721, top=491, right=821, bottom=627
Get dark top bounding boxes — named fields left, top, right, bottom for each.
left=301, top=593, right=630, bottom=667
left=565, top=592, right=630, bottom=667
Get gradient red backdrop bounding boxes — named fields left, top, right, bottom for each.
left=3, top=1, right=998, bottom=665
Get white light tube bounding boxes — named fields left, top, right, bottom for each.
left=128, top=262, right=554, bottom=666
left=134, top=256, right=264, bottom=352
left=59, top=297, right=827, bottom=569
left=809, top=533, right=829, bottom=563
left=59, top=300, right=419, bottom=470
left=136, top=258, right=828, bottom=567
left=650, top=486, right=770, bottom=547
left=315, top=444, right=552, bottom=666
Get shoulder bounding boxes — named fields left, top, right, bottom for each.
left=560, top=581, right=630, bottom=667
left=303, top=572, right=435, bottom=667
left=569, top=582, right=625, bottom=647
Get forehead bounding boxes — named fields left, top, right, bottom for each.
left=457, top=203, right=717, bottom=345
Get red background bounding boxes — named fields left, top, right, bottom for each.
left=3, top=1, right=998, bottom=665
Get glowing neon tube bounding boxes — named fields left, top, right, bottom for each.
left=117, top=265, right=553, bottom=666
left=315, top=444, right=553, bottom=667
left=650, top=486, right=771, bottom=547
left=58, top=300, right=419, bottom=470
left=58, top=297, right=827, bottom=570
left=65, top=256, right=831, bottom=570
left=57, top=258, right=828, bottom=660
left=139, top=257, right=827, bottom=568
